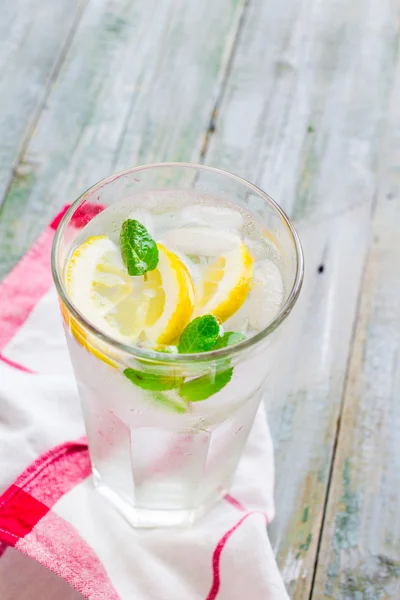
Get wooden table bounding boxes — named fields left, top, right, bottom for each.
left=1, top=1, right=400, bottom=597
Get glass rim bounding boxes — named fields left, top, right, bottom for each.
left=51, top=162, right=304, bottom=364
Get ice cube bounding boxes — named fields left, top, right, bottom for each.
left=152, top=213, right=178, bottom=233
left=169, top=249, right=202, bottom=292
left=127, top=210, right=155, bottom=237
left=223, top=302, right=249, bottom=333
left=245, top=237, right=277, bottom=261
left=224, top=259, right=284, bottom=332
left=248, top=259, right=284, bottom=330
left=181, top=206, right=243, bottom=230
left=161, top=226, right=241, bottom=257
left=255, top=259, right=284, bottom=292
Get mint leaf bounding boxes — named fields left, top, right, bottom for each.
left=152, top=391, right=187, bottom=413
left=179, top=368, right=233, bottom=402
left=213, top=331, right=247, bottom=350
left=178, top=315, right=220, bottom=353
left=124, top=368, right=183, bottom=391
left=120, top=219, right=159, bottom=276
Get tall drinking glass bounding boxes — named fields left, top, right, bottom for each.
left=51, top=163, right=303, bottom=527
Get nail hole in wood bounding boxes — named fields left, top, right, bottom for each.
left=318, top=264, right=324, bottom=274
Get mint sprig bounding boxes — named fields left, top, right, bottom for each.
left=213, top=331, right=247, bottom=350
left=124, top=368, right=183, bottom=391
left=179, top=368, right=233, bottom=402
left=152, top=391, right=187, bottom=413
left=123, top=315, right=247, bottom=404
left=175, top=316, right=244, bottom=401
left=177, top=315, right=220, bottom=353
left=120, top=219, right=159, bottom=276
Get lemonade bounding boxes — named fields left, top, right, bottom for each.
left=52, top=164, right=303, bottom=527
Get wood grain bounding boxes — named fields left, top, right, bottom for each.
left=204, top=0, right=400, bottom=596
left=0, top=0, right=399, bottom=595
left=205, top=0, right=398, bottom=220
left=113, top=0, right=245, bottom=170
left=266, top=204, right=373, bottom=598
left=312, top=43, right=400, bottom=600
left=0, top=0, right=85, bottom=206
left=0, top=0, right=246, bottom=281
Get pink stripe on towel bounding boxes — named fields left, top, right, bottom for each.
left=0, top=227, right=54, bottom=352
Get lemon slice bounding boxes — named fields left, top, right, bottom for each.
left=143, top=243, right=195, bottom=345
left=66, top=236, right=134, bottom=339
left=65, top=236, right=195, bottom=351
left=60, top=300, right=118, bottom=369
left=64, top=236, right=133, bottom=367
left=196, top=243, right=253, bottom=322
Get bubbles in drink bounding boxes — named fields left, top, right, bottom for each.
left=69, top=192, right=285, bottom=348
left=62, top=190, right=289, bottom=526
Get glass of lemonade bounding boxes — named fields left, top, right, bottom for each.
left=51, top=163, right=303, bottom=528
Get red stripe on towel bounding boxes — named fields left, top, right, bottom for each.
left=0, top=354, right=35, bottom=373
left=0, top=227, right=54, bottom=352
left=205, top=511, right=270, bottom=600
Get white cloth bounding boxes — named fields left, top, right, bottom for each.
left=0, top=222, right=288, bottom=600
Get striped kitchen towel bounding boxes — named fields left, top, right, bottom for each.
left=0, top=207, right=289, bottom=600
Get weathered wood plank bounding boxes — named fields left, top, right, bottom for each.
left=312, top=47, right=400, bottom=600
left=204, top=0, right=400, bottom=596
left=0, top=0, right=85, bottom=206
left=206, top=0, right=397, bottom=220
left=267, top=204, right=373, bottom=598
left=0, top=0, right=246, bottom=281
left=113, top=1, right=245, bottom=169
left=1, top=1, right=399, bottom=596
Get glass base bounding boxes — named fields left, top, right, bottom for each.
left=93, top=473, right=226, bottom=528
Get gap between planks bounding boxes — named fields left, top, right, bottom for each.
left=308, top=30, right=400, bottom=600
left=307, top=206, right=374, bottom=599
left=0, top=0, right=249, bottom=280
left=0, top=0, right=88, bottom=212
left=199, top=0, right=251, bottom=162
